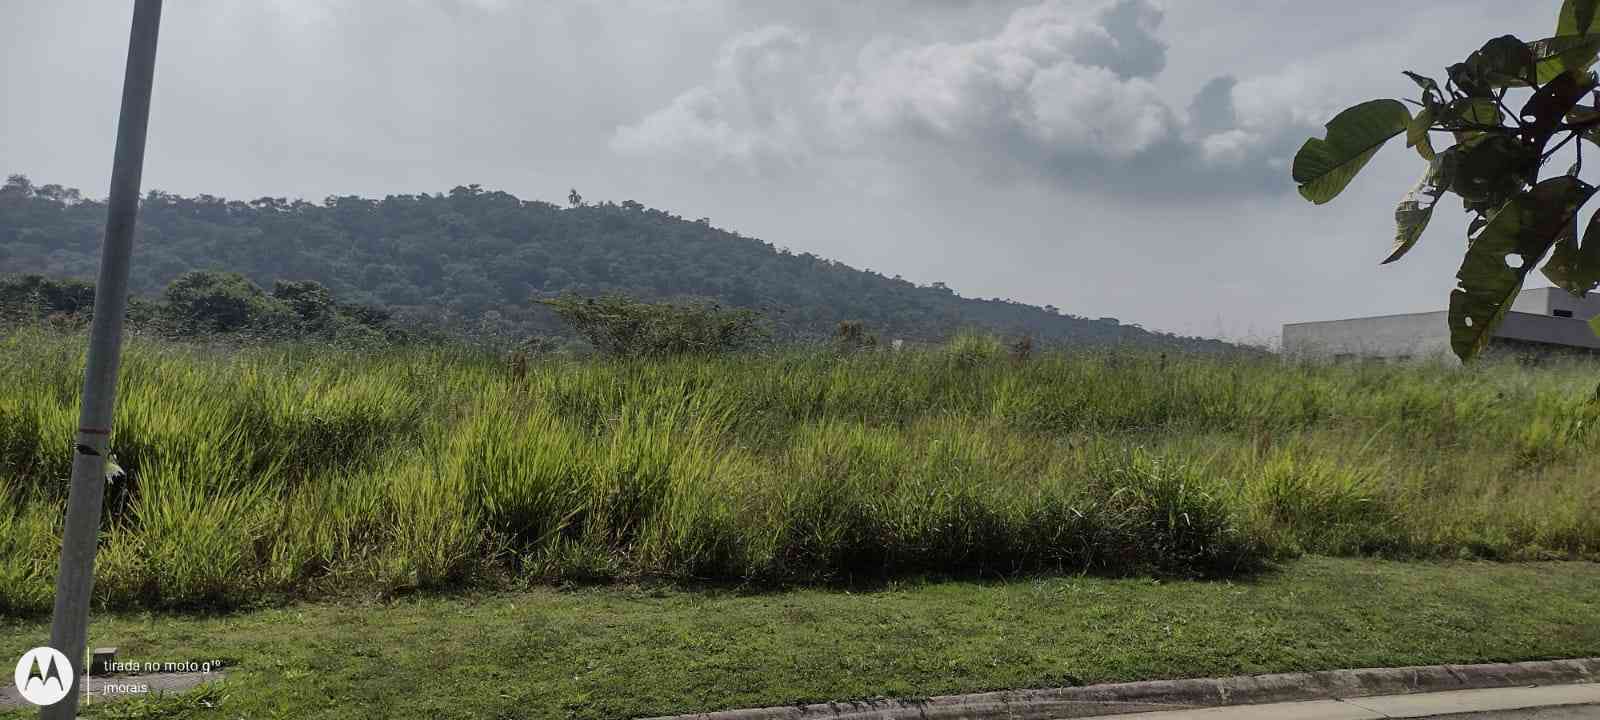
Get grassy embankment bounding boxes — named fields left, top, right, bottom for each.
left=1, top=557, right=1598, bottom=719
left=2, top=328, right=1599, bottom=614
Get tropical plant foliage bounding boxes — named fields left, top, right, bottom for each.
left=1294, top=0, right=1600, bottom=360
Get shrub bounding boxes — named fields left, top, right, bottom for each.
left=271, top=279, right=335, bottom=323
left=163, top=270, right=285, bottom=333
left=945, top=331, right=1003, bottom=369
left=1009, top=334, right=1034, bottom=364
left=540, top=294, right=769, bottom=358
left=834, top=320, right=878, bottom=353
left=1086, top=450, right=1261, bottom=575
left=0, top=274, right=94, bottom=327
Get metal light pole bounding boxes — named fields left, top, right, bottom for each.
left=42, top=1, right=162, bottom=717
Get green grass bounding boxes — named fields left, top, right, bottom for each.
left=1, top=557, right=1597, bottom=719
left=2, top=328, right=1600, bottom=612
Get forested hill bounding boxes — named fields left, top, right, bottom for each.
left=0, top=175, right=1236, bottom=350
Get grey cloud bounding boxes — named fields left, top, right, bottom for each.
left=1188, top=76, right=1238, bottom=137
left=1072, top=0, right=1168, bottom=78
left=610, top=25, right=816, bottom=177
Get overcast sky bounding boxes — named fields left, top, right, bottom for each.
left=1, top=1, right=1569, bottom=343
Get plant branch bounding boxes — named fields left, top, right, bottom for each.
left=1496, top=89, right=1524, bottom=131
left=1568, top=128, right=1580, bottom=176
left=1431, top=123, right=1518, bottom=138
left=1562, top=113, right=1600, bottom=130
left=1544, top=130, right=1579, bottom=161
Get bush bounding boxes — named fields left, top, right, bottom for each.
left=163, top=270, right=284, bottom=333
left=540, top=294, right=769, bottom=358
left=1086, top=449, right=1262, bottom=575
left=945, top=331, right=1003, bottom=369
left=0, top=274, right=95, bottom=327
left=834, top=320, right=878, bottom=353
left=272, top=279, right=335, bottom=324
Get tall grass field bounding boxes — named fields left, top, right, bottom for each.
left=2, top=329, right=1598, bottom=614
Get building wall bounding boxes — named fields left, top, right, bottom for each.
left=1282, top=311, right=1455, bottom=363
left=1484, top=337, right=1600, bottom=361
left=1282, top=308, right=1600, bottom=363
left=1494, top=311, right=1600, bottom=350
left=1510, top=287, right=1600, bottom=319
left=1510, top=288, right=1552, bottom=315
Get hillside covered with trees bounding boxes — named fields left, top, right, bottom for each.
left=0, top=174, right=1234, bottom=351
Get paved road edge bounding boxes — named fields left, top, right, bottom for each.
left=642, top=658, right=1600, bottom=720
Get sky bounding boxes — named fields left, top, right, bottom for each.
left=0, top=0, right=1573, bottom=344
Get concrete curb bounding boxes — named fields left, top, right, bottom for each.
left=642, top=658, right=1600, bottom=720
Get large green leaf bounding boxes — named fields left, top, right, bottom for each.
left=1448, top=176, right=1596, bottom=361
left=1530, top=34, right=1600, bottom=84
left=1384, top=154, right=1453, bottom=264
left=1406, top=107, right=1436, bottom=161
left=1448, top=62, right=1495, bottom=98
left=1571, top=104, right=1600, bottom=123
left=1435, top=97, right=1503, bottom=129
left=1521, top=70, right=1597, bottom=148
left=1575, top=105, right=1600, bottom=148
left=1558, top=0, right=1600, bottom=35
left=1459, top=35, right=1538, bottom=88
left=1543, top=208, right=1600, bottom=294
left=1450, top=133, right=1537, bottom=207
left=1293, top=100, right=1411, bottom=205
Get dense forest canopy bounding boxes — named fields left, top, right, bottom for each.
left=0, top=174, right=1237, bottom=351
left=0, top=271, right=402, bottom=346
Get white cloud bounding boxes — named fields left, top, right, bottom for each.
left=822, top=0, right=1181, bottom=161
left=827, top=0, right=1362, bottom=182
left=612, top=0, right=1327, bottom=190
left=1024, top=63, right=1172, bottom=159
left=1198, top=129, right=1256, bottom=166
left=1003, top=0, right=1167, bottom=79
left=1230, top=65, right=1339, bottom=138
left=611, top=25, right=816, bottom=176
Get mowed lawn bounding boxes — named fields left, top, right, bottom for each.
left=2, top=557, right=1598, bottom=720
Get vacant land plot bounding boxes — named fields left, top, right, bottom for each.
left=2, top=330, right=1598, bottom=612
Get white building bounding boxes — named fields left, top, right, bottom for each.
left=1282, top=287, right=1600, bottom=363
